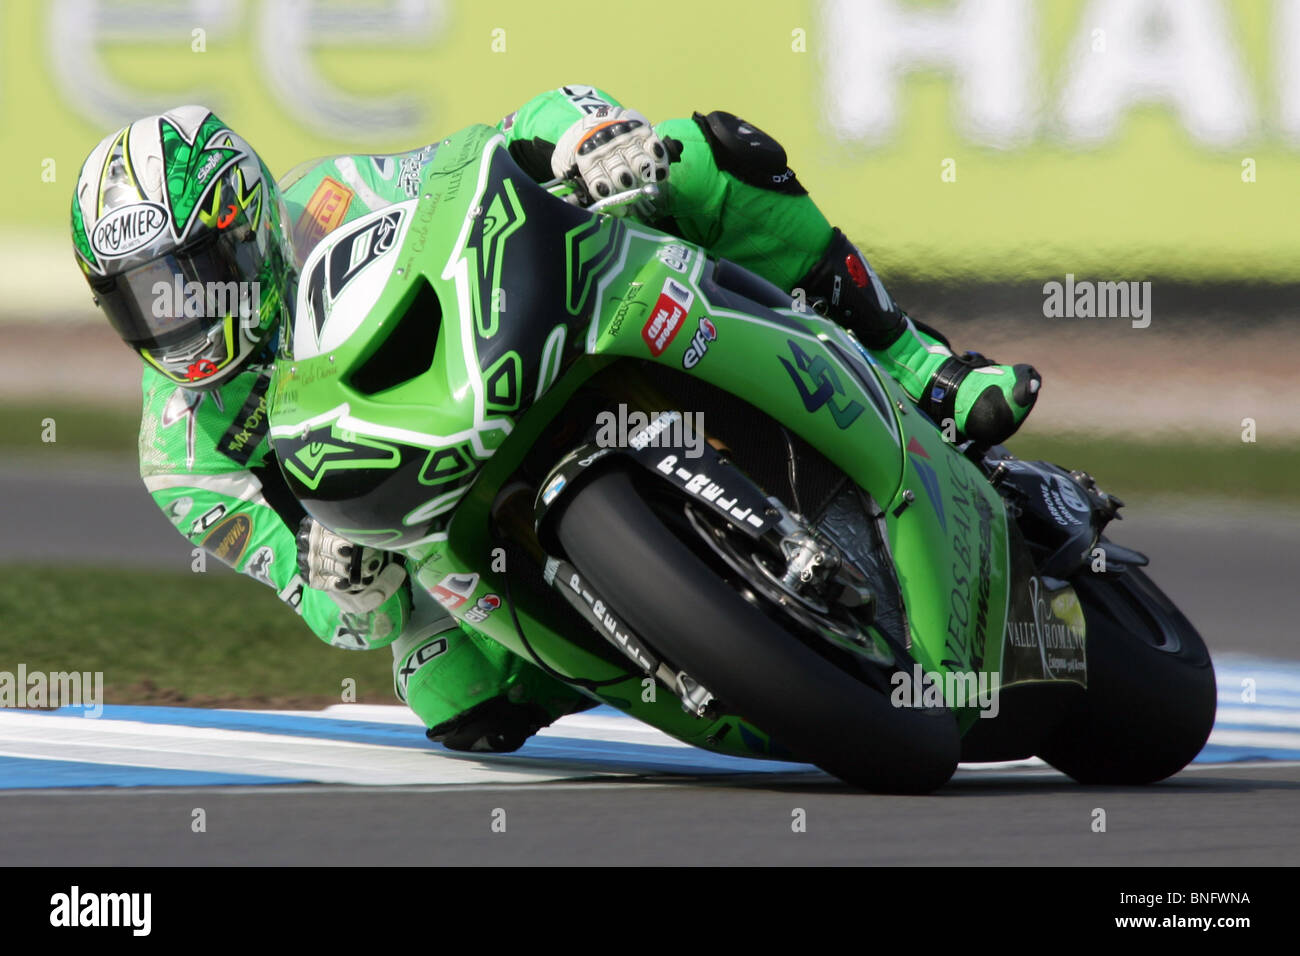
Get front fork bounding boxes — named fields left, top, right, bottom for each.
left=530, top=419, right=897, bottom=715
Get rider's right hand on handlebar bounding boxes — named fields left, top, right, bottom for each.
left=551, top=106, right=670, bottom=208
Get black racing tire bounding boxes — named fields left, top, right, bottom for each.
left=1037, top=562, right=1217, bottom=784
left=553, top=466, right=960, bottom=793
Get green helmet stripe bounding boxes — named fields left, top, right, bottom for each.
left=159, top=111, right=243, bottom=238
left=69, top=194, right=99, bottom=273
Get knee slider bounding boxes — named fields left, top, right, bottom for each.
left=691, top=110, right=806, bottom=195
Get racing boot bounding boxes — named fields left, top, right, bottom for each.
left=428, top=695, right=554, bottom=753
left=872, top=320, right=1041, bottom=446
left=393, top=618, right=595, bottom=753
left=795, top=228, right=1041, bottom=445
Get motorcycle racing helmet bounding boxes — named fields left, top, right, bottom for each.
left=71, top=106, right=294, bottom=389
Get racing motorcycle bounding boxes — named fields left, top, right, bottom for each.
left=267, top=124, right=1216, bottom=792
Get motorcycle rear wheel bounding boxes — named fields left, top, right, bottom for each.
left=1036, top=561, right=1217, bottom=784
left=553, top=465, right=961, bottom=793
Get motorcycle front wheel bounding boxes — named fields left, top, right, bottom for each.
left=553, top=464, right=961, bottom=793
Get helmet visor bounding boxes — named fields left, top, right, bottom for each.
left=92, top=205, right=270, bottom=352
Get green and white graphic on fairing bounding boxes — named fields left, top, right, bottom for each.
left=270, top=125, right=628, bottom=550
left=292, top=202, right=417, bottom=360
left=281, top=423, right=402, bottom=492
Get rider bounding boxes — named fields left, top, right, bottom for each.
left=70, top=88, right=1039, bottom=752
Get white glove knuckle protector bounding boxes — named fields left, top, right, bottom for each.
left=297, top=518, right=406, bottom=614
left=551, top=107, right=670, bottom=204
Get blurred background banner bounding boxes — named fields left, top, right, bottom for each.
left=3, top=0, right=1299, bottom=321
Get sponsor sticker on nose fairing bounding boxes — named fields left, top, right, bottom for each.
left=432, top=572, right=479, bottom=610
left=431, top=571, right=500, bottom=623
left=641, top=277, right=694, bottom=356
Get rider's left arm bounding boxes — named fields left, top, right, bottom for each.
left=497, top=90, right=840, bottom=295
left=647, top=113, right=835, bottom=292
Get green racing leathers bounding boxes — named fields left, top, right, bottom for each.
left=138, top=361, right=411, bottom=651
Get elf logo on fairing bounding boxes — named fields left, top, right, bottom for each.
left=91, top=202, right=167, bottom=258
left=642, top=278, right=695, bottom=356
left=464, top=593, right=501, bottom=624
left=681, top=317, right=717, bottom=369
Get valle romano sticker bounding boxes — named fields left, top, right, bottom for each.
left=91, top=201, right=168, bottom=258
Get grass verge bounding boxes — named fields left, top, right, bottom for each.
left=1, top=401, right=139, bottom=456
left=0, top=565, right=396, bottom=708
left=1005, top=432, right=1300, bottom=502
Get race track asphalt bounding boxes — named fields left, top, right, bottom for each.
left=1, top=763, right=1297, bottom=865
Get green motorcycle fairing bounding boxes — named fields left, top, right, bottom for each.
left=268, top=124, right=1085, bottom=760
